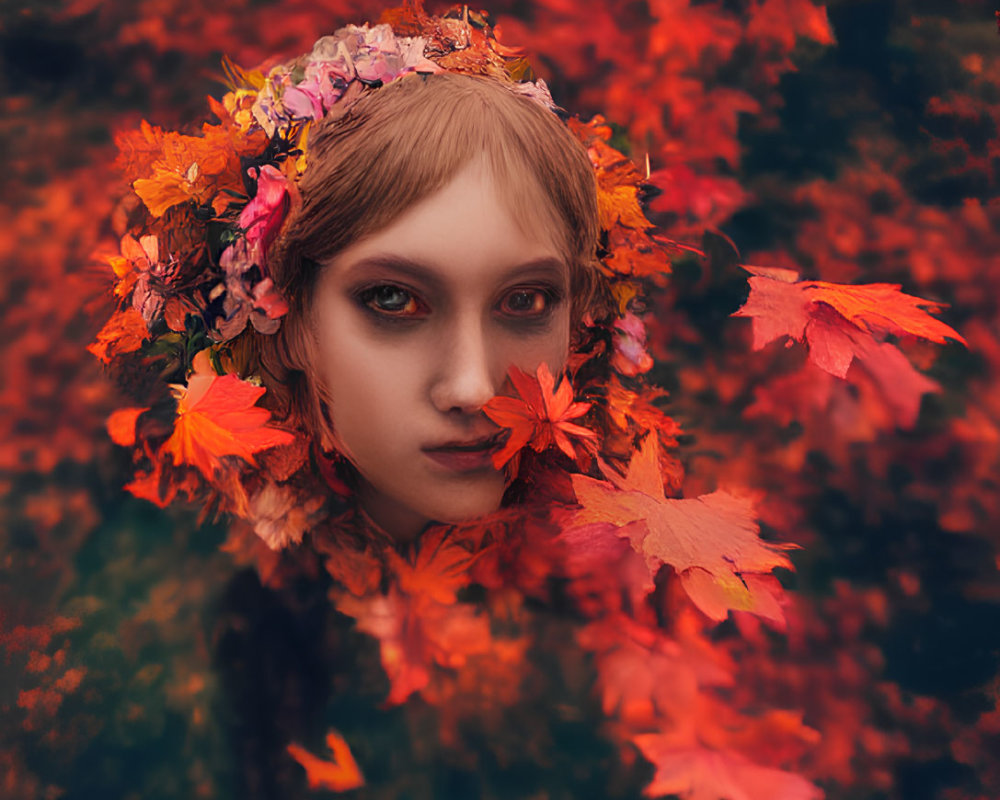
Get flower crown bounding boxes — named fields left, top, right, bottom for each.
left=91, top=2, right=678, bottom=548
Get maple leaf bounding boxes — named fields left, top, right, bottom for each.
left=631, top=737, right=822, bottom=800
left=602, top=228, right=673, bottom=279
left=483, top=363, right=598, bottom=468
left=577, top=614, right=729, bottom=725
left=734, top=273, right=965, bottom=425
left=570, top=436, right=792, bottom=623
left=287, top=730, right=364, bottom=792
left=110, top=232, right=159, bottom=300
left=649, top=165, right=749, bottom=228
left=161, top=373, right=295, bottom=480
left=385, top=526, right=481, bottom=606
left=317, top=535, right=383, bottom=597
left=747, top=0, right=836, bottom=52
left=568, top=115, right=653, bottom=231
left=335, top=589, right=491, bottom=706
left=734, top=273, right=966, bottom=371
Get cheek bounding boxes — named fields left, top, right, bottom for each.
left=312, top=323, right=423, bottom=459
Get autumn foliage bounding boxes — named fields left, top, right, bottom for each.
left=2, top=2, right=998, bottom=800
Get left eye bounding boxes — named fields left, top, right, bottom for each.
left=499, top=289, right=549, bottom=316
left=357, top=284, right=423, bottom=316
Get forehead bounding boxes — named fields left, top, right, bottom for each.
left=323, top=158, right=570, bottom=292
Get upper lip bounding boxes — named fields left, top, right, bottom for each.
left=422, top=432, right=503, bottom=452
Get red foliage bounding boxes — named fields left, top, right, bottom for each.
left=572, top=435, right=792, bottom=623
left=161, top=373, right=295, bottom=480
left=3, top=1, right=999, bottom=798
left=483, top=363, right=598, bottom=468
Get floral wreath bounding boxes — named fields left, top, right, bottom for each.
left=90, top=1, right=689, bottom=553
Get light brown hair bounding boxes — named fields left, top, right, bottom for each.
left=257, top=71, right=603, bottom=441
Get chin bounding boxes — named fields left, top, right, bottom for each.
left=420, top=480, right=506, bottom=526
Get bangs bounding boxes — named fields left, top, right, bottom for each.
left=275, top=72, right=599, bottom=312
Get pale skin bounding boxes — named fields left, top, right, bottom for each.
left=310, top=157, right=572, bottom=542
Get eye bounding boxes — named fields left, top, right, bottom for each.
left=357, top=284, right=425, bottom=317
left=498, top=287, right=555, bottom=317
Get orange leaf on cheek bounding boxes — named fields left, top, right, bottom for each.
left=484, top=363, right=598, bottom=468
left=161, top=374, right=295, bottom=480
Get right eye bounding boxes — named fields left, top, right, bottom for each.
left=356, top=284, right=426, bottom=318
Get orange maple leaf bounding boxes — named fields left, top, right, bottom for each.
left=570, top=435, right=792, bottom=624
left=483, top=363, right=598, bottom=468
left=577, top=614, right=730, bottom=725
left=569, top=115, right=653, bottom=231
left=161, top=373, right=295, bottom=480
left=287, top=730, right=364, bottom=793
left=602, top=228, right=673, bottom=279
left=385, top=526, right=482, bottom=606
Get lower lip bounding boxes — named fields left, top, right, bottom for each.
left=422, top=447, right=498, bottom=473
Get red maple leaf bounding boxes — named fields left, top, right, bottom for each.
left=335, top=589, right=491, bottom=706
left=161, top=373, right=295, bottom=480
left=570, top=435, right=792, bottom=625
left=746, top=0, right=835, bottom=52
left=734, top=272, right=966, bottom=374
left=735, top=271, right=963, bottom=426
left=483, top=363, right=598, bottom=468
left=577, top=614, right=731, bottom=725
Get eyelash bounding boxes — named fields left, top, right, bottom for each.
left=354, top=283, right=564, bottom=324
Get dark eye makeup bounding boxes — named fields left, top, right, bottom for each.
left=352, top=282, right=565, bottom=324
left=357, top=284, right=424, bottom=316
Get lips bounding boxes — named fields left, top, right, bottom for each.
left=421, top=433, right=502, bottom=473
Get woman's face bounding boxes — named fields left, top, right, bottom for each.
left=310, top=158, right=572, bottom=540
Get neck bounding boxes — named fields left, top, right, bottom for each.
left=356, top=481, right=430, bottom=545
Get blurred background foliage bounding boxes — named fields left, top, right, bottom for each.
left=2, top=1, right=999, bottom=798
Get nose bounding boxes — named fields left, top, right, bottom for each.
left=429, top=316, right=500, bottom=415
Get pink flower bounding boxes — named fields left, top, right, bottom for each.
left=612, top=313, right=654, bottom=377
left=282, top=84, right=325, bottom=119
left=252, top=278, right=289, bottom=327
left=239, top=164, right=290, bottom=256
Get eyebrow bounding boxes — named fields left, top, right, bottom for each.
left=338, top=254, right=570, bottom=291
